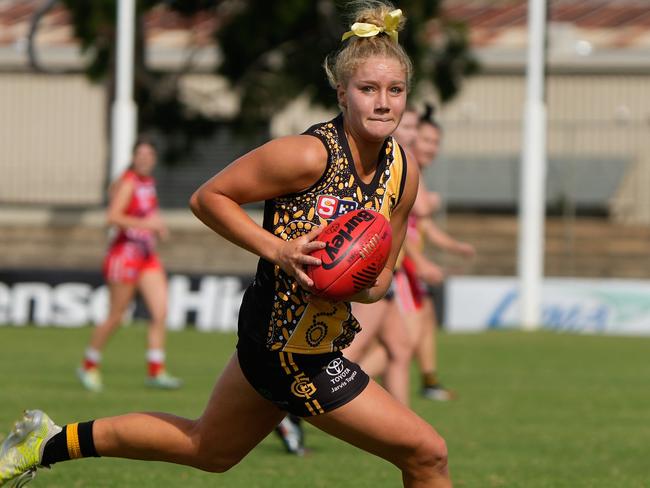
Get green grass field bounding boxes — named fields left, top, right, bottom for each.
left=1, top=325, right=649, bottom=487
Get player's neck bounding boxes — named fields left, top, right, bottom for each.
left=344, top=127, right=384, bottom=182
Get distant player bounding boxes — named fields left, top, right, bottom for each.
left=406, top=105, right=476, bottom=400
left=343, top=105, right=421, bottom=406
left=0, top=4, right=451, bottom=487
left=76, top=137, right=181, bottom=392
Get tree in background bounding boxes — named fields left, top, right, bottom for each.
left=30, top=0, right=477, bottom=161
left=217, top=0, right=478, bottom=131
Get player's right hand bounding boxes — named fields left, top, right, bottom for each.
left=275, top=225, right=326, bottom=289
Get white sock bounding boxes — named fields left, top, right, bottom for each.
left=147, top=349, right=165, bottom=364
left=85, top=348, right=102, bottom=364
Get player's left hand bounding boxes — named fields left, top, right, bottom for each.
left=418, top=260, right=445, bottom=285
left=457, top=242, right=476, bottom=259
left=157, top=225, right=170, bottom=241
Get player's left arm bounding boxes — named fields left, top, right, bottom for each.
left=352, top=149, right=419, bottom=303
left=410, top=166, right=443, bottom=219
left=421, top=218, right=476, bottom=258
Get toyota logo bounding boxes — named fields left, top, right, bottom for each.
left=326, top=358, right=345, bottom=376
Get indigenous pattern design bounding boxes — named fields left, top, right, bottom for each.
left=243, top=114, right=407, bottom=354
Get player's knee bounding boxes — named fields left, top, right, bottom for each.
left=190, top=423, right=245, bottom=473
left=149, top=313, right=166, bottom=329
left=198, top=455, right=240, bottom=474
left=385, top=339, right=411, bottom=364
left=402, top=427, right=449, bottom=479
left=193, top=445, right=244, bottom=473
left=102, top=317, right=123, bottom=332
left=414, top=430, right=449, bottom=476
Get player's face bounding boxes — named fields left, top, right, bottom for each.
left=414, top=123, right=441, bottom=167
left=393, top=110, right=418, bottom=150
left=132, top=143, right=157, bottom=175
left=338, top=55, right=407, bottom=143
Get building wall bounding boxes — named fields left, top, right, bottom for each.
left=431, top=73, right=650, bottom=223
left=0, top=73, right=107, bottom=206
left=1, top=71, right=649, bottom=224
left=440, top=73, right=650, bottom=149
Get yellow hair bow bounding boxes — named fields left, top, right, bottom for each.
left=341, top=9, right=402, bottom=43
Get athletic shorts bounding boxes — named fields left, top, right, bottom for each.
left=103, top=242, right=162, bottom=284
left=392, top=256, right=426, bottom=313
left=237, top=336, right=370, bottom=418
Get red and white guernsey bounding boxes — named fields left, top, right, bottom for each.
left=111, top=169, right=159, bottom=253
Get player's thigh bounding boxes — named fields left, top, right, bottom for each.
left=196, top=353, right=287, bottom=462
left=379, top=302, right=413, bottom=358
left=404, top=309, right=425, bottom=347
left=306, top=379, right=444, bottom=468
left=107, top=282, right=137, bottom=316
left=347, top=299, right=390, bottom=360
left=138, top=267, right=168, bottom=319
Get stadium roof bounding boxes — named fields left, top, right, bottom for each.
left=443, top=0, right=650, bottom=70
left=0, top=0, right=649, bottom=70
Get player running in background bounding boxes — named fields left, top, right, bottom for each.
left=406, top=105, right=476, bottom=400
left=0, top=4, right=451, bottom=487
left=76, top=137, right=182, bottom=392
left=347, top=104, right=475, bottom=405
left=274, top=413, right=305, bottom=456
left=343, top=105, right=420, bottom=406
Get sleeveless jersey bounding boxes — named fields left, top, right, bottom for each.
left=238, top=114, right=409, bottom=354
left=110, top=169, right=158, bottom=254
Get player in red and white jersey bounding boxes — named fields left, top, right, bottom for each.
left=77, top=137, right=181, bottom=392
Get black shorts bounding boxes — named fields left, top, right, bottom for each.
left=237, top=336, right=370, bottom=418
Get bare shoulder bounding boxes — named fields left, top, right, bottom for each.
left=254, top=134, right=329, bottom=192
left=262, top=134, right=327, bottom=169
left=110, top=175, right=135, bottom=201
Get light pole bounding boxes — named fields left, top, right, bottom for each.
left=518, top=0, right=548, bottom=330
left=110, top=0, right=137, bottom=181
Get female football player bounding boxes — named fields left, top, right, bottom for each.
left=0, top=3, right=451, bottom=487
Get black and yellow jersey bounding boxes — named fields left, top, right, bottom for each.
left=238, top=114, right=408, bottom=354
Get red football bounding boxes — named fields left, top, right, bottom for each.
left=308, top=208, right=392, bottom=301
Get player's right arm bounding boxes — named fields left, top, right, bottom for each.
left=190, top=135, right=328, bottom=289
left=404, top=236, right=445, bottom=285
